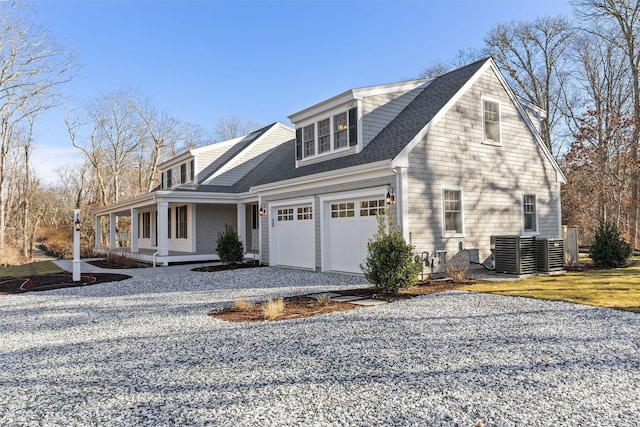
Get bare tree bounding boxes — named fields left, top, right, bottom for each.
left=485, top=16, right=575, bottom=155
left=574, top=0, right=640, bottom=248
left=214, top=115, right=261, bottom=141
left=418, top=48, right=485, bottom=78
left=0, top=2, right=76, bottom=249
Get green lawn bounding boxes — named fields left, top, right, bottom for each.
left=0, top=261, right=64, bottom=278
left=461, top=257, right=640, bottom=313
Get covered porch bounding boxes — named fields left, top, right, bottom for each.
left=93, top=191, right=263, bottom=266
left=93, top=247, right=259, bottom=267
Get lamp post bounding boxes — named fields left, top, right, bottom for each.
left=73, top=209, right=81, bottom=282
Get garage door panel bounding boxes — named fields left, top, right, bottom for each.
left=273, top=205, right=314, bottom=269
left=327, top=197, right=383, bottom=274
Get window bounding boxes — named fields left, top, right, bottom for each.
left=523, top=194, right=537, bottom=233
left=331, top=202, right=355, bottom=218
left=167, top=169, right=173, bottom=188
left=483, top=100, right=500, bottom=143
left=297, top=206, right=313, bottom=220
left=142, top=212, right=151, bottom=238
left=277, top=208, right=294, bottom=221
left=176, top=205, right=187, bottom=238
left=303, top=124, right=315, bottom=157
left=295, top=106, right=358, bottom=160
left=443, top=189, right=463, bottom=234
left=360, top=199, right=386, bottom=216
left=318, top=119, right=330, bottom=153
left=180, top=163, right=187, bottom=184
left=334, top=112, right=348, bottom=149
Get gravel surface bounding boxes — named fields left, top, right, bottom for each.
left=1, top=267, right=639, bottom=426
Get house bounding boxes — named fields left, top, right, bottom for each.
left=94, top=57, right=565, bottom=273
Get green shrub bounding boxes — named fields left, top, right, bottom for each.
left=589, top=221, right=632, bottom=268
left=216, top=224, right=244, bottom=264
left=360, top=210, right=420, bottom=294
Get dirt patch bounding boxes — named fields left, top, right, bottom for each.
left=210, top=279, right=475, bottom=322
left=0, top=272, right=131, bottom=295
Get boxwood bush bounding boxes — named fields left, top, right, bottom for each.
left=216, top=224, right=244, bottom=264
left=360, top=210, right=420, bottom=294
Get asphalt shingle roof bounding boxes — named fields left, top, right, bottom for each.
left=176, top=58, right=489, bottom=195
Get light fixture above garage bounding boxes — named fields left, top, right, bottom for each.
left=259, top=205, right=268, bottom=216
left=386, top=188, right=396, bottom=205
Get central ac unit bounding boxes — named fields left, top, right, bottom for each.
left=493, top=235, right=536, bottom=275
left=536, top=238, right=564, bottom=272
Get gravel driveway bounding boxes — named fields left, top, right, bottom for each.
left=1, top=267, right=639, bottom=426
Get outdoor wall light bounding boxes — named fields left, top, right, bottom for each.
left=386, top=188, right=396, bottom=205
left=259, top=206, right=268, bottom=216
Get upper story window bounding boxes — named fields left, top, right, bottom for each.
left=334, top=112, right=348, bottom=149
left=295, top=107, right=358, bottom=161
left=161, top=160, right=195, bottom=189
left=483, top=99, right=501, bottom=144
left=303, top=124, right=315, bottom=157
left=318, top=119, right=330, bottom=153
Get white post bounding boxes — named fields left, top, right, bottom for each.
left=73, top=209, right=81, bottom=282
left=131, top=208, right=139, bottom=253
left=157, top=201, right=169, bottom=256
left=237, top=203, right=246, bottom=251
left=109, top=213, right=117, bottom=249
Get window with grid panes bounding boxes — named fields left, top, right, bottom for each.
left=443, top=190, right=462, bottom=233
left=303, top=124, right=315, bottom=157
left=360, top=199, right=386, bottom=216
left=523, top=194, right=537, bottom=232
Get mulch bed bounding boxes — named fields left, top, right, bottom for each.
left=210, top=279, right=476, bottom=322
left=87, top=259, right=149, bottom=269
left=192, top=263, right=265, bottom=273
left=0, top=272, right=131, bottom=295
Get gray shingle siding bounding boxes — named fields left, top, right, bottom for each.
left=195, top=204, right=236, bottom=252
left=407, top=65, right=561, bottom=262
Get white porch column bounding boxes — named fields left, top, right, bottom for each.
left=395, top=166, right=410, bottom=240
left=131, top=208, right=139, bottom=253
left=109, top=213, right=117, bottom=249
left=237, top=203, right=246, bottom=251
left=157, top=201, right=169, bottom=256
left=95, top=215, right=102, bottom=249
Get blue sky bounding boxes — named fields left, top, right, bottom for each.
left=27, top=0, right=573, bottom=184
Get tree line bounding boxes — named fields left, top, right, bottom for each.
left=1, top=0, right=639, bottom=265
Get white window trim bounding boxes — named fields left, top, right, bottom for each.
left=296, top=103, right=357, bottom=162
left=522, top=193, right=539, bottom=235
left=482, top=97, right=502, bottom=146
left=441, top=185, right=465, bottom=237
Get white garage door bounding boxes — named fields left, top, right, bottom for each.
left=273, top=204, right=315, bottom=269
left=327, top=198, right=385, bottom=273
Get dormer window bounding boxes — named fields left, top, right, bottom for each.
left=318, top=119, right=330, bottom=153
left=303, top=124, right=315, bottom=157
left=161, top=160, right=195, bottom=189
left=295, top=106, right=358, bottom=161
left=334, top=112, right=348, bottom=149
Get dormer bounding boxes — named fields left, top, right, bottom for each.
left=160, top=154, right=196, bottom=190
left=289, top=79, right=429, bottom=167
